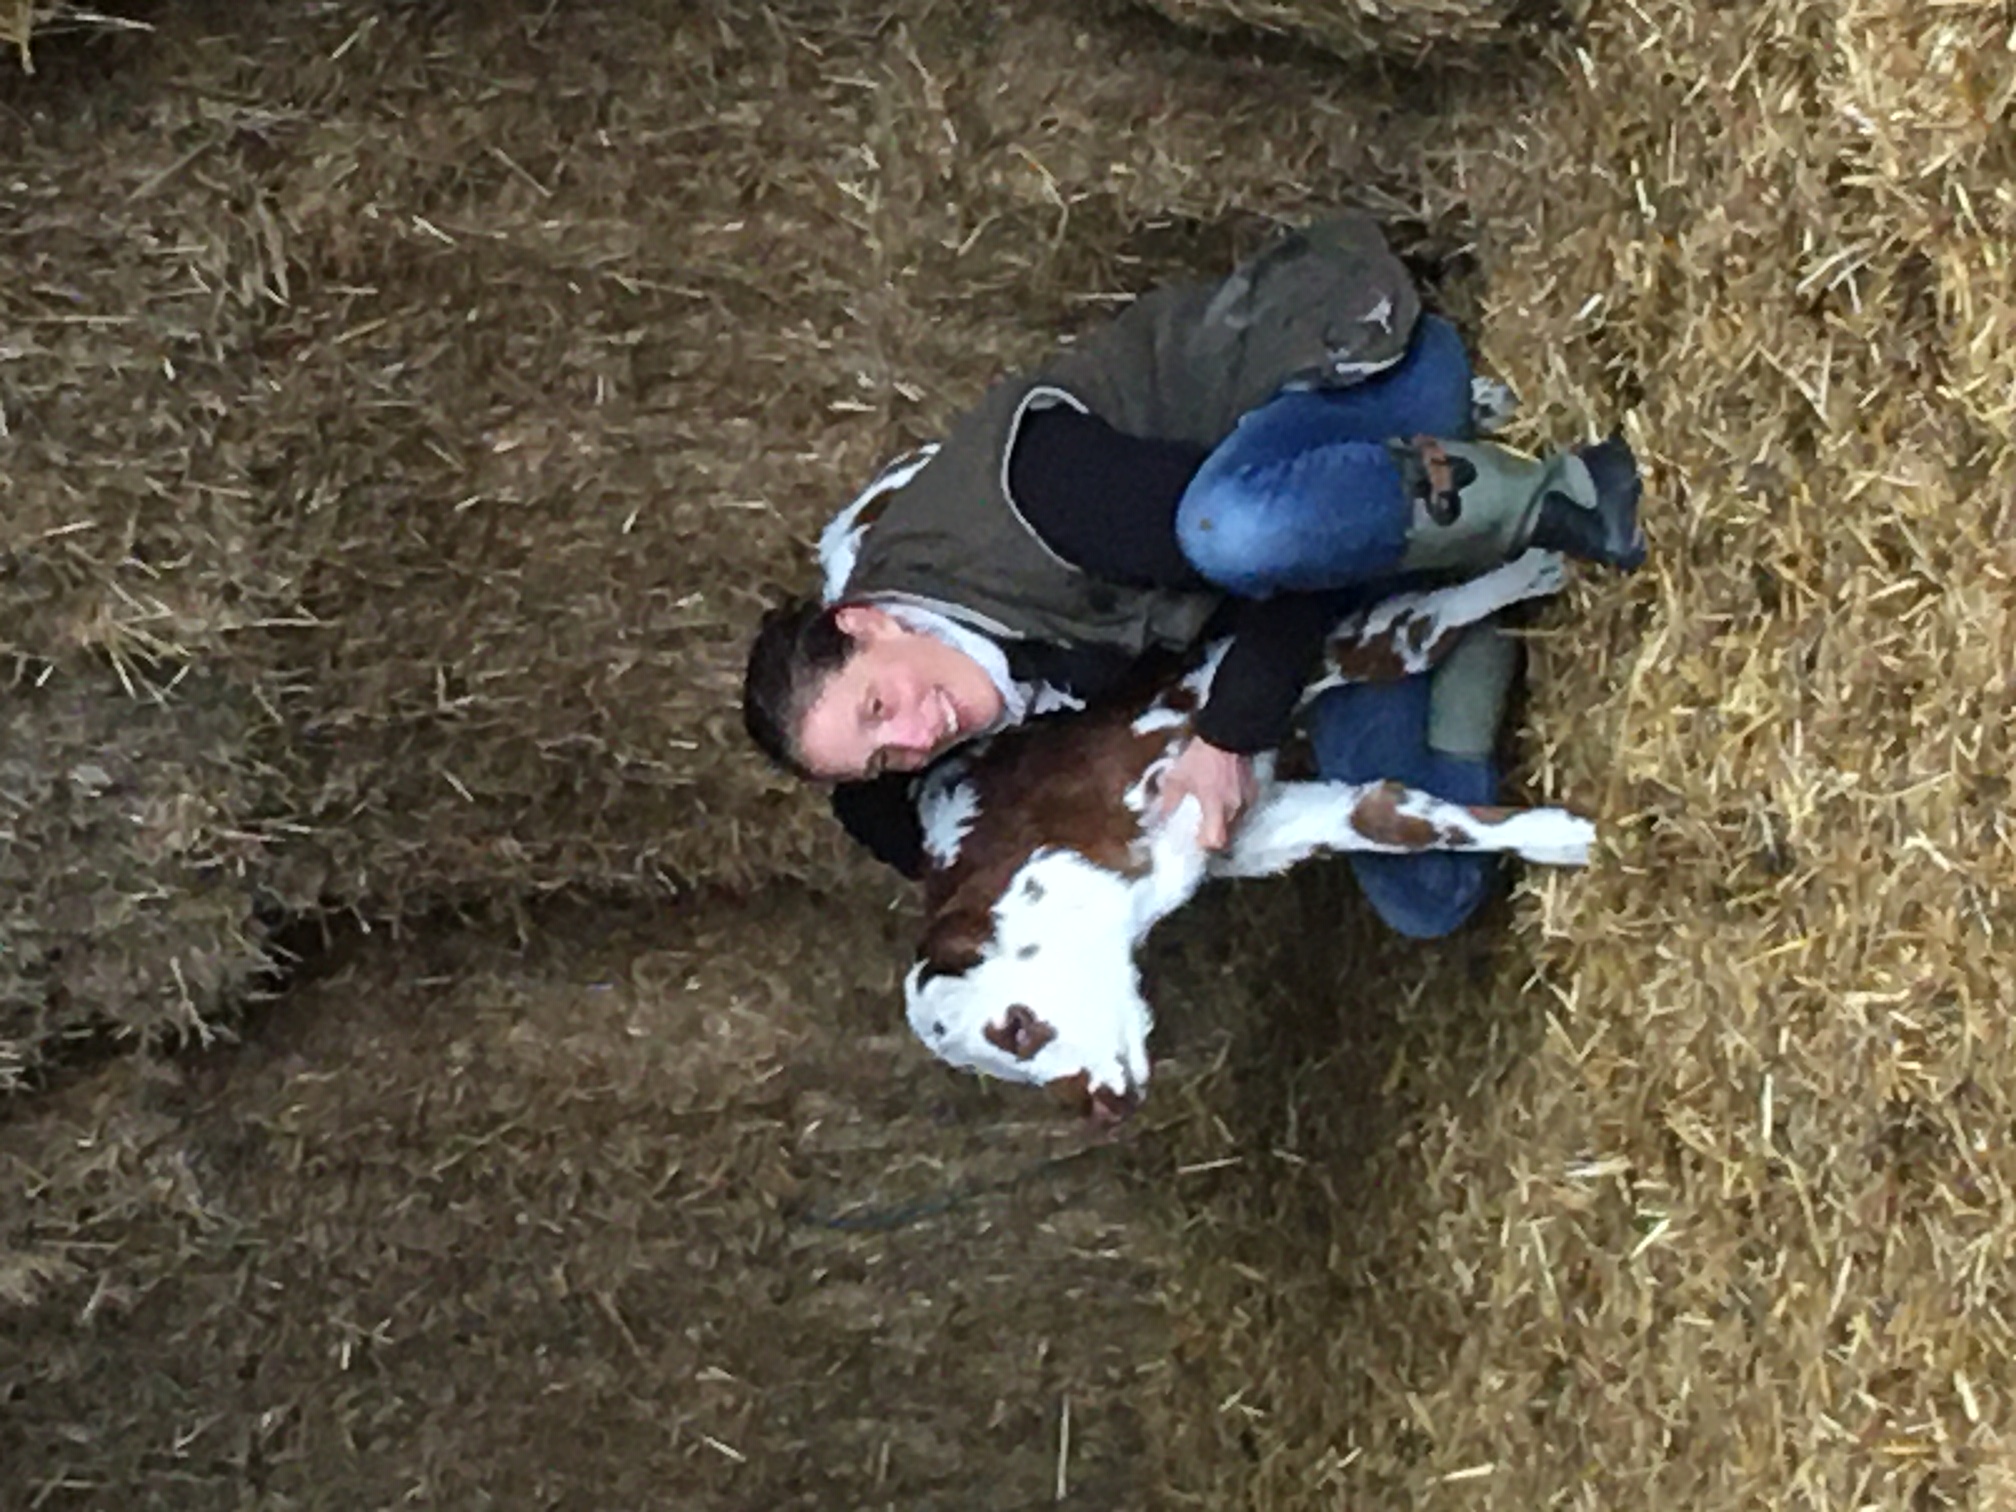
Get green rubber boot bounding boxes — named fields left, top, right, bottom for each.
left=1426, top=619, right=1521, bottom=761
left=1393, top=433, right=1647, bottom=575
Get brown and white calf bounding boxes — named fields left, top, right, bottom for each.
left=902, top=550, right=1593, bottom=1120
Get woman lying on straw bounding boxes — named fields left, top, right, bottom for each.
left=742, top=210, right=1645, bottom=939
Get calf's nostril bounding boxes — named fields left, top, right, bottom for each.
left=983, top=1002, right=1057, bottom=1061
left=1008, top=1005, right=1036, bottom=1052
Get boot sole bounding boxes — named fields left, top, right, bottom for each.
left=1580, top=435, right=1647, bottom=569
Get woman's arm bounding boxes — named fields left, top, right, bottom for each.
left=1008, top=404, right=1337, bottom=753
left=1007, top=404, right=1210, bottom=587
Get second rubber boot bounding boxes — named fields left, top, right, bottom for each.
left=1426, top=618, right=1521, bottom=763
left=1393, top=433, right=1647, bottom=575
left=1347, top=619, right=1519, bottom=940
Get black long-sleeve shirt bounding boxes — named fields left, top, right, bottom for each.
left=1006, top=404, right=1348, bottom=755
left=831, top=404, right=1347, bottom=876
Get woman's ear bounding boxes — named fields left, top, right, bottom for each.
left=834, top=603, right=894, bottom=642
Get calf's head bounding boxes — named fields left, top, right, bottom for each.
left=905, top=844, right=1156, bottom=1121
left=901, top=663, right=1212, bottom=1120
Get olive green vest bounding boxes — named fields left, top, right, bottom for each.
left=842, top=212, right=1422, bottom=655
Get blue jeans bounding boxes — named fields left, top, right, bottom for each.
left=1178, top=314, right=1499, bottom=938
left=1303, top=676, right=1501, bottom=939
left=1174, top=313, right=1476, bottom=596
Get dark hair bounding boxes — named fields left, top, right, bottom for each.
left=742, top=596, right=861, bottom=778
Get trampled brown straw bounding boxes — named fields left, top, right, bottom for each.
left=2, top=0, right=2011, bottom=1504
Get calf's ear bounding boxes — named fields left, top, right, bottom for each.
left=915, top=908, right=990, bottom=985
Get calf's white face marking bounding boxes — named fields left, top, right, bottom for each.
left=906, top=846, right=1155, bottom=1111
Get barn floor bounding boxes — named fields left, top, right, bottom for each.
left=1, top=867, right=1525, bottom=1509
left=1, top=886, right=1158, bottom=1510
left=9, top=0, right=2014, bottom=1505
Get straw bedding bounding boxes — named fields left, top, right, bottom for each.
left=0, top=890, right=1163, bottom=1507
left=1140, top=0, right=2016, bottom=1503
left=1130, top=0, right=1587, bottom=62
left=3, top=0, right=2012, bottom=1504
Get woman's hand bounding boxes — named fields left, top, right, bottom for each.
left=1155, top=737, right=1257, bottom=851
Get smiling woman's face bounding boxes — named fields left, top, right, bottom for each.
left=793, top=606, right=1005, bottom=781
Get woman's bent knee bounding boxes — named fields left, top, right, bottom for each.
left=1177, top=434, right=1410, bottom=595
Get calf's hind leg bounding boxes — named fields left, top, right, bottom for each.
left=1213, top=779, right=1595, bottom=879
